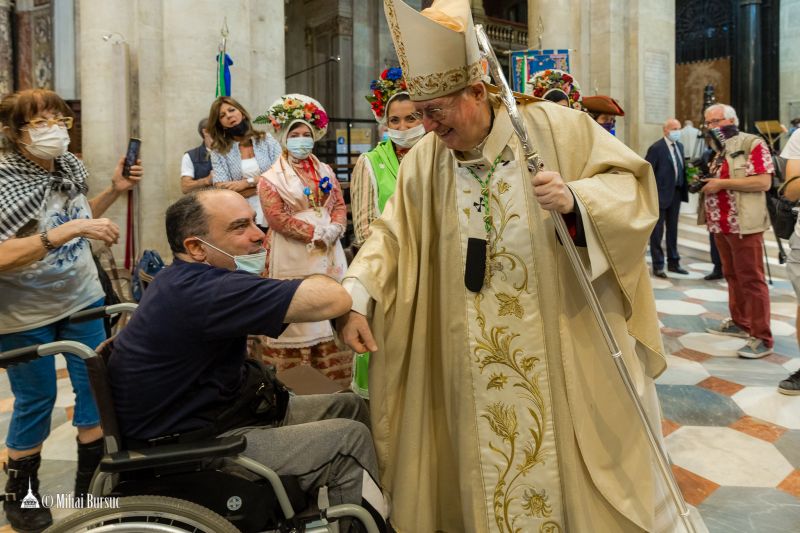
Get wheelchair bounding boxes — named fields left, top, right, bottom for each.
left=0, top=303, right=380, bottom=533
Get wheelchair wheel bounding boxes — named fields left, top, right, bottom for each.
left=43, top=495, right=240, bottom=533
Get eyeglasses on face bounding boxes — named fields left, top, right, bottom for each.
left=704, top=118, right=725, bottom=128
left=25, top=116, right=74, bottom=130
left=416, top=96, right=461, bottom=123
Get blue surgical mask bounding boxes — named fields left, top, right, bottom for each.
left=600, top=122, right=615, bottom=135
left=197, top=238, right=267, bottom=276
left=381, top=131, right=390, bottom=142
left=668, top=130, right=681, bottom=142
left=286, top=137, right=314, bottom=159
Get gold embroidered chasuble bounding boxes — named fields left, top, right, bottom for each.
left=345, top=99, right=674, bottom=533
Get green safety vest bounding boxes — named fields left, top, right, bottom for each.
left=363, top=140, right=400, bottom=213
left=351, top=141, right=402, bottom=399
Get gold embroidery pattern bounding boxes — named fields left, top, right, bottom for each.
left=471, top=175, right=561, bottom=532
left=383, top=0, right=409, bottom=73
left=540, top=522, right=563, bottom=533
left=406, top=61, right=484, bottom=99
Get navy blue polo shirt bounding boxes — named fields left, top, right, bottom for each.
left=109, top=258, right=302, bottom=440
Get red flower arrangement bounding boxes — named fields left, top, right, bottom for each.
left=528, top=69, right=583, bottom=110
left=365, top=67, right=407, bottom=121
left=255, top=96, right=329, bottom=133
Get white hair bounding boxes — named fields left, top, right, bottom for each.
left=684, top=120, right=694, bottom=127
left=705, top=103, right=739, bottom=126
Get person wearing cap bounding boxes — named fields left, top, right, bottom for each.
left=528, top=68, right=583, bottom=109
left=583, top=94, right=625, bottom=135
left=337, top=1, right=708, bottom=532
left=253, top=94, right=351, bottom=386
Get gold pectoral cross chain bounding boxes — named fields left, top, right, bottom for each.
left=466, top=154, right=503, bottom=288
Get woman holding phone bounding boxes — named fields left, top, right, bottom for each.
left=0, top=89, right=143, bottom=531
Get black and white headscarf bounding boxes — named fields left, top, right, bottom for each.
left=0, top=150, right=89, bottom=241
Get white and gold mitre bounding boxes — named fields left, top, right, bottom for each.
left=383, top=0, right=484, bottom=101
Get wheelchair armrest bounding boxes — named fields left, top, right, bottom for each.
left=99, top=435, right=247, bottom=473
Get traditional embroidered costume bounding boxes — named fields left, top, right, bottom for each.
left=254, top=94, right=351, bottom=385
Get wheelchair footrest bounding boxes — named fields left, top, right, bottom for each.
left=99, top=435, right=247, bottom=473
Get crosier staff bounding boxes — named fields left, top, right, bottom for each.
left=474, top=24, right=697, bottom=533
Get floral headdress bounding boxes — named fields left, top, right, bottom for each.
left=528, top=69, right=582, bottom=110
left=365, top=67, right=408, bottom=122
left=255, top=94, right=329, bottom=143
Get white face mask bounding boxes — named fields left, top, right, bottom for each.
left=23, top=125, right=70, bottom=160
left=387, top=124, right=426, bottom=149
left=197, top=238, right=267, bottom=276
left=286, top=137, right=314, bottom=160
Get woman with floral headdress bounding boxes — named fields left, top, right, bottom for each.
left=253, top=94, right=351, bottom=385
left=351, top=67, right=425, bottom=249
left=529, top=68, right=583, bottom=110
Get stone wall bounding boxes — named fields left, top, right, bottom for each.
left=527, top=0, right=675, bottom=156
left=781, top=0, right=800, bottom=126
left=79, top=0, right=285, bottom=259
left=0, top=0, right=13, bottom=97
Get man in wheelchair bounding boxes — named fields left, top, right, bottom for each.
left=107, top=188, right=390, bottom=531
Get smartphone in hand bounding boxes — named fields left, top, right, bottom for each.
left=122, top=138, right=141, bottom=177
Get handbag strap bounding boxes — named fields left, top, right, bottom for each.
left=778, top=175, right=800, bottom=196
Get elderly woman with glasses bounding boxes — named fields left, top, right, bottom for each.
left=0, top=89, right=143, bottom=531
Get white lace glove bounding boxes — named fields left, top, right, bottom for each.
left=321, top=223, right=344, bottom=247
left=308, top=223, right=344, bottom=250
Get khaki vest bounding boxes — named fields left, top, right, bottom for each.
left=696, top=132, right=770, bottom=234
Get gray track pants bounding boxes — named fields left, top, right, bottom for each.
left=222, top=393, right=386, bottom=528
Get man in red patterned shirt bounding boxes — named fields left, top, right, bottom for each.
left=700, top=104, right=774, bottom=358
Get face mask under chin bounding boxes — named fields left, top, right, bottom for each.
left=224, top=119, right=249, bottom=138
left=197, top=238, right=266, bottom=276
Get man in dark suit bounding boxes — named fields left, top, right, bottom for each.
left=646, top=118, right=689, bottom=278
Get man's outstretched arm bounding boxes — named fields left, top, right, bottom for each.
left=284, top=274, right=352, bottom=323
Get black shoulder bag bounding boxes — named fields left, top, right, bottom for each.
left=766, top=175, right=800, bottom=240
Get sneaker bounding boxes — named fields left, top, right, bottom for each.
left=706, top=318, right=749, bottom=338
left=778, top=369, right=800, bottom=395
left=737, top=337, right=773, bottom=359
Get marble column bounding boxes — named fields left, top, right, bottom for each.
left=529, top=0, right=675, bottom=155
left=526, top=0, right=587, bottom=110
left=80, top=0, right=286, bottom=258
left=780, top=0, right=800, bottom=126
left=0, top=0, right=12, bottom=97
left=527, top=0, right=574, bottom=51
left=53, top=0, right=76, bottom=99
left=737, top=0, right=762, bottom=133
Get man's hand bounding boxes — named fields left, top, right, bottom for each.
left=337, top=311, right=378, bottom=353
left=111, top=157, right=143, bottom=193
left=532, top=171, right=574, bottom=213
left=700, top=178, right=726, bottom=194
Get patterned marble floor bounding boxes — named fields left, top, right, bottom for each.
left=0, top=259, right=798, bottom=531
left=651, top=259, right=800, bottom=533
